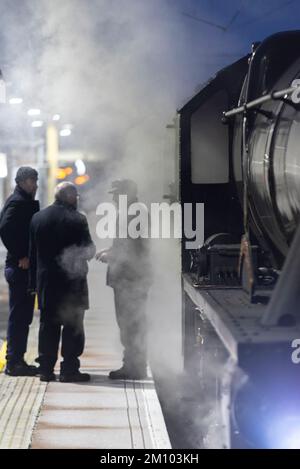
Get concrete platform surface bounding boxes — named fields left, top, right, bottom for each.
left=0, top=265, right=171, bottom=449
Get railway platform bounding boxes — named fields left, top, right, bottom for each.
left=0, top=264, right=171, bottom=450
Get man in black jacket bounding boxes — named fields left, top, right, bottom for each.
left=29, top=182, right=96, bottom=382
left=0, top=166, right=39, bottom=376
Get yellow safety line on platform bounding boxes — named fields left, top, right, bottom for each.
left=0, top=340, right=7, bottom=372
left=34, top=294, right=38, bottom=311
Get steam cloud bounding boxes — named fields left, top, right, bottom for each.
left=1, top=0, right=299, bottom=448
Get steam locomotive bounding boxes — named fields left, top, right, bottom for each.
left=179, top=31, right=300, bottom=448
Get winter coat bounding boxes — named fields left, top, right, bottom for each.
left=0, top=186, right=40, bottom=267
left=29, top=200, right=96, bottom=314
left=106, top=214, right=153, bottom=291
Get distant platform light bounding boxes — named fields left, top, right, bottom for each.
left=9, top=97, right=23, bottom=105
left=60, top=128, right=72, bottom=137
left=75, top=159, right=86, bottom=176
left=56, top=167, right=73, bottom=180
left=0, top=153, right=8, bottom=178
left=57, top=168, right=67, bottom=180
left=53, top=114, right=60, bottom=121
left=31, top=120, right=44, bottom=128
left=27, top=108, right=41, bottom=116
left=75, top=174, right=90, bottom=185
left=64, top=166, right=73, bottom=176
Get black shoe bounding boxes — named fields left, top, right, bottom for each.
left=109, top=366, right=147, bottom=380
left=59, top=371, right=91, bottom=383
left=5, top=361, right=38, bottom=377
left=19, top=359, right=39, bottom=372
left=40, top=372, right=56, bottom=382
left=33, top=366, right=42, bottom=376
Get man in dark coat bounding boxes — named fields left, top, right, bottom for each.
left=29, top=182, right=96, bottom=382
left=96, top=179, right=152, bottom=380
left=0, top=166, right=39, bottom=376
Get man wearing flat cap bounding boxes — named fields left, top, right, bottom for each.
left=0, top=166, right=39, bottom=376
left=96, top=179, right=152, bottom=380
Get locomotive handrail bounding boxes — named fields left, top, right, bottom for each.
left=224, top=84, right=300, bottom=118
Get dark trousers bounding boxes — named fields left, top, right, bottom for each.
left=5, top=267, right=35, bottom=365
left=38, top=309, right=85, bottom=374
left=113, top=286, right=148, bottom=372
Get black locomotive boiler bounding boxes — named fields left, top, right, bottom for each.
left=179, top=30, right=300, bottom=449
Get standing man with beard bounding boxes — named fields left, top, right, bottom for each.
left=29, top=182, right=96, bottom=382
left=0, top=167, right=39, bottom=376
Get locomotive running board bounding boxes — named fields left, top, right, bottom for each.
left=182, top=273, right=300, bottom=368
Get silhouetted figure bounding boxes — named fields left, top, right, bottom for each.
left=96, top=179, right=152, bottom=380
left=29, top=182, right=95, bottom=382
left=0, top=167, right=39, bottom=376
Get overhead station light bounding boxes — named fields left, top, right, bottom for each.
left=53, top=114, right=60, bottom=121
left=27, top=108, right=41, bottom=116
left=60, top=128, right=72, bottom=137
left=31, top=120, right=44, bottom=128
left=9, top=97, right=23, bottom=105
